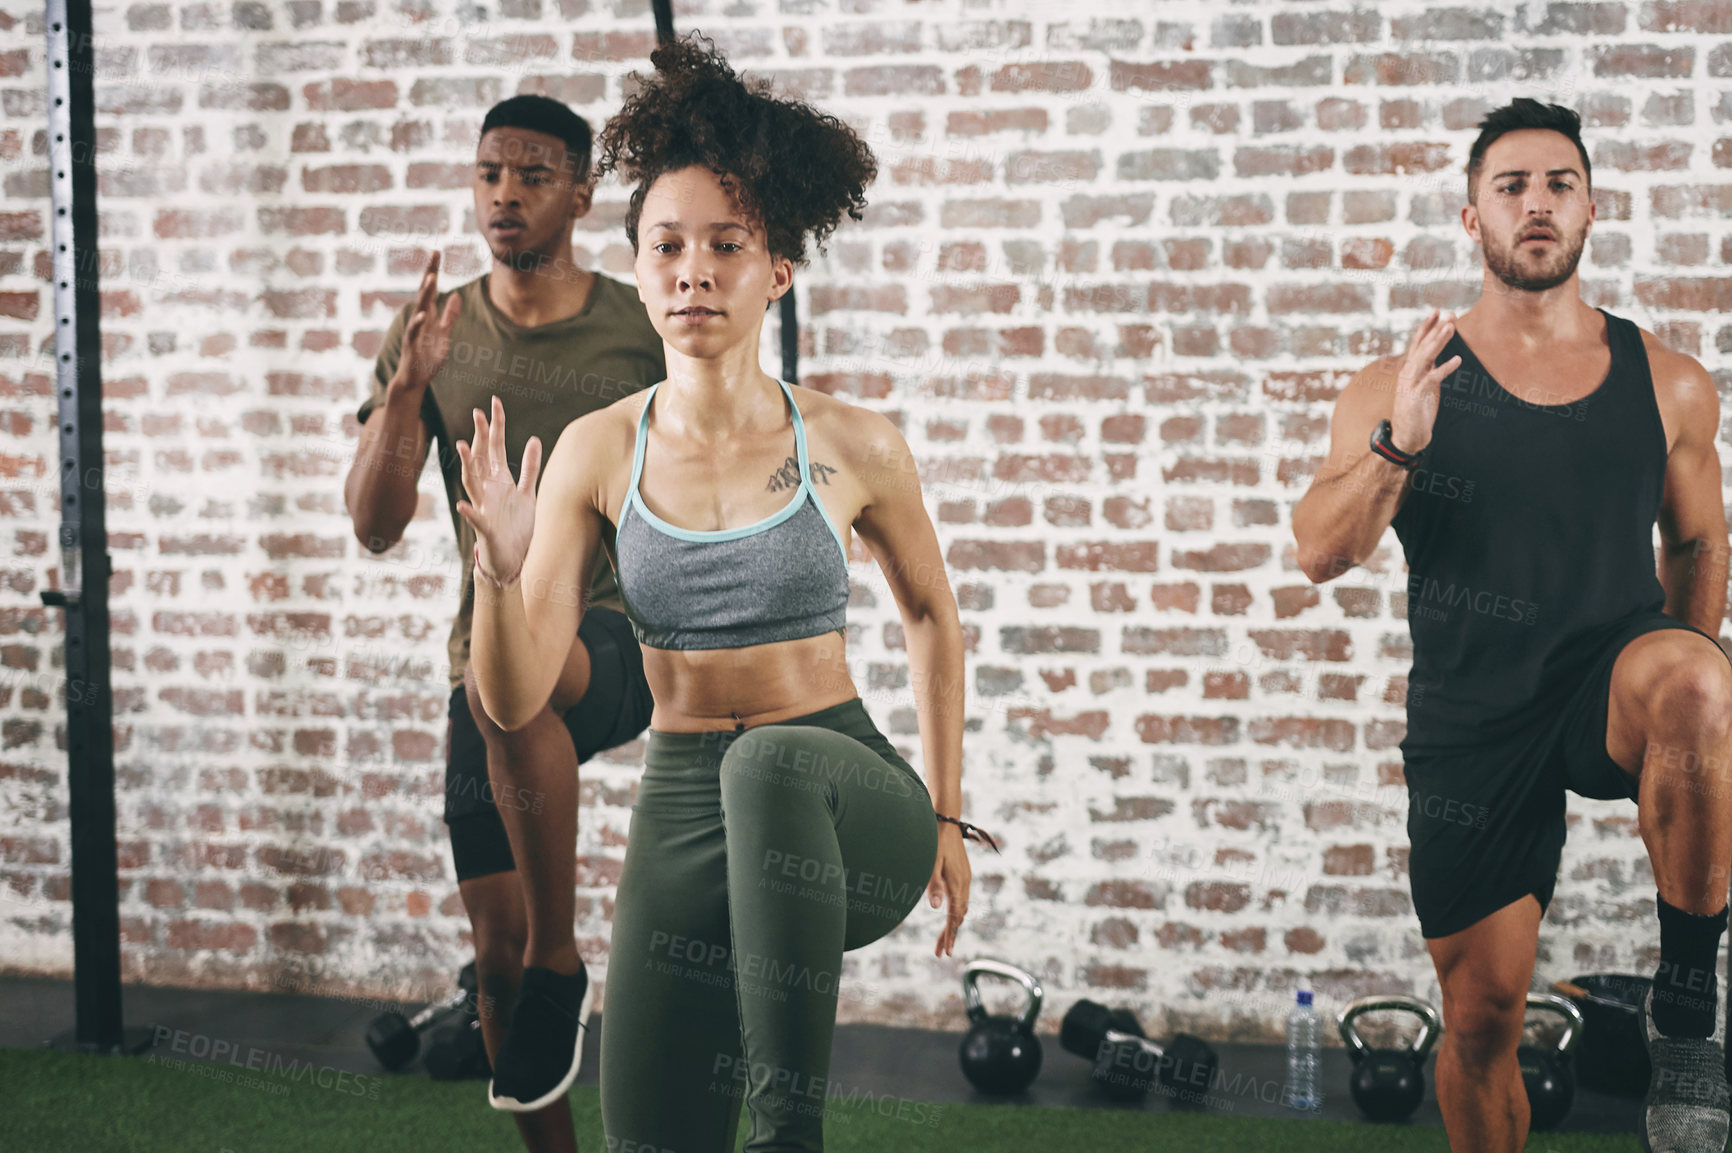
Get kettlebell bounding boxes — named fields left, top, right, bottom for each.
left=1338, top=994, right=1442, bottom=1122
left=1519, top=992, right=1583, bottom=1130
left=958, top=958, right=1044, bottom=1095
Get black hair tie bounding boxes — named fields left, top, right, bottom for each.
left=936, top=812, right=1000, bottom=853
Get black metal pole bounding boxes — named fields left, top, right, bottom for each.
left=779, top=290, right=799, bottom=387
left=39, top=0, right=146, bottom=1057
left=650, top=0, right=798, bottom=385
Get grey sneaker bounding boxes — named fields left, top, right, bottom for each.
left=1643, top=983, right=1731, bottom=1153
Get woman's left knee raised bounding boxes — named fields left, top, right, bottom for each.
left=717, top=725, right=836, bottom=813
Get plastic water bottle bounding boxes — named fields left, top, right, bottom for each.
left=1285, top=990, right=1323, bottom=1111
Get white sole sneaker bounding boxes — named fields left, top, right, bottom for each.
left=1641, top=983, right=1730, bottom=1153
left=487, top=967, right=593, bottom=1113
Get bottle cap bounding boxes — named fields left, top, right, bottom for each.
left=1296, top=990, right=1313, bottom=1006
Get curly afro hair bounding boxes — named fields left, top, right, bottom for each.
left=593, top=31, right=876, bottom=267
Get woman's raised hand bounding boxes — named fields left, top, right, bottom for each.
left=454, top=395, right=542, bottom=580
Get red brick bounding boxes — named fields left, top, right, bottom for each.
left=1135, top=715, right=1240, bottom=745
left=1204, top=671, right=1249, bottom=700
left=1591, top=44, right=1693, bottom=77
left=962, top=495, right=1020, bottom=527
left=1146, top=670, right=1188, bottom=693
left=336, top=887, right=375, bottom=916
left=1251, top=718, right=1357, bottom=751
left=1110, top=60, right=1211, bottom=91
left=1236, top=145, right=1334, bottom=177
left=847, top=65, right=946, bottom=96
left=1247, top=628, right=1353, bottom=661
left=269, top=922, right=341, bottom=954
left=947, top=108, right=1047, bottom=135
left=1166, top=496, right=1213, bottom=532
left=1085, top=880, right=1165, bottom=909
left=1121, top=628, right=1223, bottom=657
left=167, top=921, right=257, bottom=953
left=991, top=61, right=1092, bottom=92
left=1271, top=585, right=1321, bottom=619
left=1275, top=11, right=1381, bottom=44
left=1324, top=844, right=1376, bottom=876
left=1056, top=542, right=1159, bottom=572
left=1319, top=673, right=1365, bottom=702
left=1092, top=917, right=1139, bottom=948
left=1025, top=876, right=1062, bottom=901
left=1212, top=583, right=1254, bottom=615
left=948, top=541, right=1043, bottom=572
left=1343, top=52, right=1460, bottom=86
left=1646, top=2, right=1732, bottom=33
left=300, top=76, right=395, bottom=109
left=1001, top=626, right=1099, bottom=654
left=1187, top=882, right=1252, bottom=913
left=1172, top=543, right=1271, bottom=572
left=570, top=31, right=656, bottom=62
left=1006, top=708, right=1110, bottom=740
left=1634, top=277, right=1732, bottom=311
left=1090, top=582, right=1137, bottom=613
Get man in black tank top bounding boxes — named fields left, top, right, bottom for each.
left=1294, top=99, right=1732, bottom=1153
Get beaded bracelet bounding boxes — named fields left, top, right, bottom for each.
left=937, top=812, right=1001, bottom=853
left=472, top=543, right=523, bottom=590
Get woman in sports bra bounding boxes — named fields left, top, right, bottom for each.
left=456, top=33, right=991, bottom=1152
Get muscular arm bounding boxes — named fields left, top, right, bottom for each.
left=343, top=383, right=430, bottom=552
left=849, top=411, right=962, bottom=818
left=1650, top=341, right=1730, bottom=634
left=469, top=413, right=608, bottom=732
left=1291, top=357, right=1415, bottom=583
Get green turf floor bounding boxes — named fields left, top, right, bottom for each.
left=8, top=1046, right=1640, bottom=1152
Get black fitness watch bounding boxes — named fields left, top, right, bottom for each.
left=1369, top=420, right=1423, bottom=470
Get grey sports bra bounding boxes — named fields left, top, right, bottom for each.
left=612, top=378, right=850, bottom=651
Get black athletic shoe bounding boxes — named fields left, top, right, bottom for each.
left=487, top=961, right=592, bottom=1113
left=1642, top=984, right=1730, bottom=1153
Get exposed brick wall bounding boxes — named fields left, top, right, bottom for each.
left=2, top=1, right=1730, bottom=1044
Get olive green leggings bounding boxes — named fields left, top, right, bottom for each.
left=600, top=696, right=939, bottom=1153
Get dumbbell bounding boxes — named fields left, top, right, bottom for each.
left=1060, top=999, right=1219, bottom=1104
left=423, top=1002, right=492, bottom=1081
left=365, top=960, right=478, bottom=1072
left=1338, top=994, right=1441, bottom=1122
left=1520, top=992, right=1583, bottom=1130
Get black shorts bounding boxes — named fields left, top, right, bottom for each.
left=1406, top=611, right=1731, bottom=939
left=444, top=606, right=653, bottom=883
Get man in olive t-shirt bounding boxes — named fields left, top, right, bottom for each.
left=343, top=95, right=663, bottom=1148
left=357, top=268, right=663, bottom=682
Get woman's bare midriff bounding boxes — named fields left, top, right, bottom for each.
left=639, top=630, right=859, bottom=732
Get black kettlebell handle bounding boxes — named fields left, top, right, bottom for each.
left=1338, top=994, right=1442, bottom=1062
left=962, top=959, right=1043, bottom=1032
left=1525, top=992, right=1584, bottom=1054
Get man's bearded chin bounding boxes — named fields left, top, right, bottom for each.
left=1482, top=226, right=1586, bottom=293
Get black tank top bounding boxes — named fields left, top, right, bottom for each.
left=1390, top=307, right=1669, bottom=753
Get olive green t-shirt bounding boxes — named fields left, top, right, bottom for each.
left=356, top=270, right=666, bottom=692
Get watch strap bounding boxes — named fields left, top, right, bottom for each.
left=1370, top=420, right=1421, bottom=469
